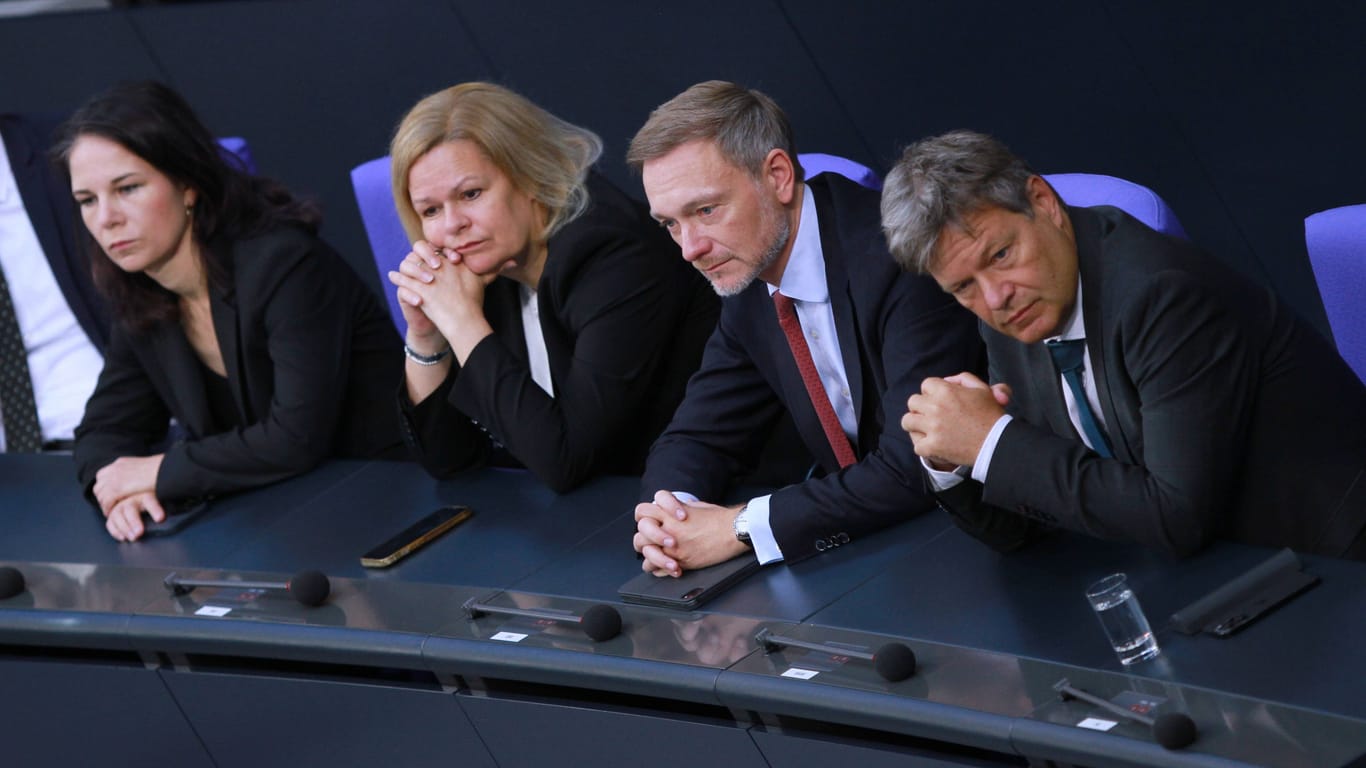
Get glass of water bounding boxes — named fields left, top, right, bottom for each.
left=1085, top=573, right=1160, bottom=666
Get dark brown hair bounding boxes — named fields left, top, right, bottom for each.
left=52, top=80, right=321, bottom=331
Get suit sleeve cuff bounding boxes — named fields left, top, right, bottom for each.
left=745, top=494, right=783, bottom=565
left=154, top=441, right=193, bottom=500
left=970, top=414, right=1013, bottom=485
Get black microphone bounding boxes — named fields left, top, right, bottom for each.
left=1054, top=679, right=1197, bottom=750
left=755, top=628, right=917, bottom=682
left=0, top=565, right=25, bottom=600
left=462, top=596, right=622, bottom=641
left=163, top=570, right=331, bottom=607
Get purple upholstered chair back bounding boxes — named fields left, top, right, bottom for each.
left=216, top=136, right=256, bottom=174
left=1043, top=173, right=1188, bottom=240
left=799, top=152, right=881, bottom=190
left=1306, top=204, right=1366, bottom=384
left=350, top=155, right=408, bottom=333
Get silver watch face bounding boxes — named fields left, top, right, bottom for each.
left=733, top=510, right=751, bottom=541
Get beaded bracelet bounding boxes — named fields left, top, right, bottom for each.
left=404, top=344, right=452, bottom=366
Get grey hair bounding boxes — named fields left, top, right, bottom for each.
left=626, top=80, right=804, bottom=180
left=390, top=82, right=603, bottom=245
left=880, top=130, right=1035, bottom=274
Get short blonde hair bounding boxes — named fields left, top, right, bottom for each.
left=390, top=82, right=603, bottom=244
left=627, top=80, right=803, bottom=180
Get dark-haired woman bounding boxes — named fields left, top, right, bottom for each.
left=60, top=81, right=405, bottom=541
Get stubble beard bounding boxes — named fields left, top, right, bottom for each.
left=708, top=208, right=792, bottom=298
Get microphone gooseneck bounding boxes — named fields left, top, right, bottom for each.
left=1055, top=678, right=1197, bottom=750
left=755, top=628, right=917, bottom=683
left=163, top=570, right=332, bottom=607
left=464, top=595, right=623, bottom=642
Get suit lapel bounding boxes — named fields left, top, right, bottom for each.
left=1, top=118, right=63, bottom=268
left=1026, top=340, right=1078, bottom=440
left=4, top=119, right=90, bottom=335
left=755, top=284, right=838, bottom=469
left=151, top=322, right=214, bottom=438
left=811, top=180, right=866, bottom=434
left=485, top=277, right=531, bottom=364
left=1071, top=207, right=1134, bottom=463
left=3, top=116, right=111, bottom=350
left=209, top=286, right=245, bottom=422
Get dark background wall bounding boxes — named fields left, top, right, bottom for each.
left=3, top=0, right=1363, bottom=337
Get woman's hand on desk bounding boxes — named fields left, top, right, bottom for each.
left=104, top=491, right=166, bottom=542
left=93, top=454, right=164, bottom=515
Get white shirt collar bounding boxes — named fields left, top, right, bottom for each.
left=1046, top=277, right=1086, bottom=343
left=766, top=185, right=825, bottom=302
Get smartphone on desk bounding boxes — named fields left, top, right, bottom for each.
left=360, top=505, right=473, bottom=568
left=618, top=554, right=761, bottom=610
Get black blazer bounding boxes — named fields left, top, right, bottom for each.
left=641, top=174, right=985, bottom=563
left=74, top=226, right=406, bottom=502
left=0, top=113, right=109, bottom=352
left=939, top=206, right=1366, bottom=559
left=401, top=173, right=719, bottom=492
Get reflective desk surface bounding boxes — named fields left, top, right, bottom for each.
left=2, top=454, right=1364, bottom=767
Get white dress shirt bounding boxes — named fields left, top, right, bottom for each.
left=0, top=132, right=104, bottom=451
left=519, top=283, right=554, bottom=397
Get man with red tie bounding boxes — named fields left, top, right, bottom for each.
left=627, top=81, right=983, bottom=577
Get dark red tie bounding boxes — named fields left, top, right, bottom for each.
left=773, top=291, right=857, bottom=468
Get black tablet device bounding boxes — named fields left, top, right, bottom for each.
left=618, top=554, right=761, bottom=610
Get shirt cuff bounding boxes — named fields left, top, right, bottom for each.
left=923, top=460, right=970, bottom=490
left=744, top=494, right=783, bottom=565
left=673, top=491, right=780, bottom=565
left=970, top=414, right=1013, bottom=485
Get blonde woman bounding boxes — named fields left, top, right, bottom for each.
left=389, top=83, right=718, bottom=492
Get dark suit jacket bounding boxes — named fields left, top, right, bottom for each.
left=940, top=206, right=1366, bottom=559
left=401, top=173, right=719, bottom=493
left=74, top=226, right=406, bottom=502
left=641, top=174, right=985, bottom=563
left=0, top=113, right=109, bottom=351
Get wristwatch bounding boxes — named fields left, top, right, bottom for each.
left=732, top=505, right=753, bottom=546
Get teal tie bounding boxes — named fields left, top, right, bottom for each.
left=1045, top=339, right=1113, bottom=458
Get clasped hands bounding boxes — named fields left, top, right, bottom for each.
left=388, top=240, right=497, bottom=362
left=633, top=491, right=748, bottom=577
left=92, top=454, right=165, bottom=542
left=902, top=372, right=1012, bottom=471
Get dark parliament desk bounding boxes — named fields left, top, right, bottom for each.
left=2, top=454, right=1364, bottom=768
